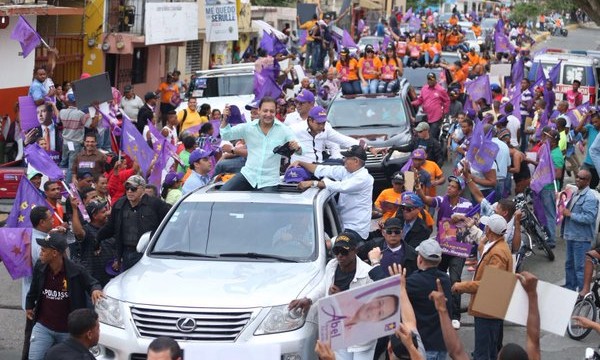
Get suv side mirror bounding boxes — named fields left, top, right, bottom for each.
left=136, top=232, right=152, bottom=253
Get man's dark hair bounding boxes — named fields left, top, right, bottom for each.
left=81, top=186, right=96, bottom=201
left=498, top=343, right=528, bottom=360
left=504, top=103, right=513, bottom=113
left=182, top=136, right=196, bottom=150
left=145, top=184, right=158, bottom=197
left=68, top=308, right=98, bottom=337
left=84, top=133, right=97, bottom=142
left=557, top=117, right=567, bottom=128
left=199, top=122, right=213, bottom=135
left=498, top=199, right=516, bottom=219
left=30, top=206, right=50, bottom=227
left=167, top=110, right=177, bottom=116
left=573, top=79, right=581, bottom=86
left=148, top=336, right=181, bottom=360
left=259, top=96, right=277, bottom=109
left=462, top=117, right=474, bottom=127
left=43, top=180, right=61, bottom=192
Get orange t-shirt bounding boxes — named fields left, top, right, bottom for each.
left=375, top=188, right=402, bottom=221
left=449, top=16, right=458, bottom=26
left=446, top=34, right=460, bottom=46
left=158, top=82, right=179, bottom=104
left=407, top=41, right=421, bottom=58
left=336, top=58, right=359, bottom=82
left=467, top=53, right=481, bottom=67
left=47, top=201, right=64, bottom=227
left=426, top=42, right=442, bottom=57
left=421, top=160, right=444, bottom=197
left=358, top=57, right=382, bottom=80
left=472, top=25, right=482, bottom=37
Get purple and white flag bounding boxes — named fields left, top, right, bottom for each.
left=10, top=16, right=41, bottom=58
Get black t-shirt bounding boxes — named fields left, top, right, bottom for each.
left=334, top=266, right=355, bottom=291
left=36, top=268, right=71, bottom=332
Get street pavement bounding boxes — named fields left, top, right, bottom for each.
left=2, top=24, right=600, bottom=360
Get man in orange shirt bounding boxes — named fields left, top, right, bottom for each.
left=467, top=47, right=481, bottom=68
left=43, top=180, right=65, bottom=227
left=411, top=148, right=445, bottom=198
left=374, top=172, right=405, bottom=223
left=471, top=21, right=482, bottom=37
left=156, top=73, right=180, bottom=127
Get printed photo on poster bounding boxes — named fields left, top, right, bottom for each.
left=317, top=276, right=401, bottom=350
left=556, top=188, right=573, bottom=224
left=438, top=217, right=473, bottom=258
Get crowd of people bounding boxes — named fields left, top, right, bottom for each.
left=4, top=1, right=600, bottom=360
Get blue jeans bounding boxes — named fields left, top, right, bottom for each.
left=494, top=178, right=505, bottom=202
left=60, top=141, right=82, bottom=182
left=341, top=81, right=361, bottom=95
left=29, top=322, right=70, bottom=360
left=361, top=79, right=379, bottom=94
left=377, top=79, right=399, bottom=93
left=565, top=240, right=591, bottom=291
left=311, top=42, right=322, bottom=72
left=539, top=187, right=557, bottom=246
left=473, top=317, right=503, bottom=360
left=426, top=350, right=448, bottom=360
left=424, top=53, right=440, bottom=65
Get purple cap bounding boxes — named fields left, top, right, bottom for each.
left=411, top=148, right=426, bottom=160
left=295, top=89, right=315, bottom=103
left=228, top=105, right=246, bottom=124
left=189, top=148, right=213, bottom=165
left=105, top=258, right=121, bottom=276
left=163, top=171, right=184, bottom=187
left=284, top=166, right=312, bottom=183
left=401, top=191, right=424, bottom=208
left=308, top=106, right=328, bottom=123
left=245, top=98, right=260, bottom=110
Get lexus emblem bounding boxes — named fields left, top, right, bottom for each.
left=176, top=317, right=196, bottom=333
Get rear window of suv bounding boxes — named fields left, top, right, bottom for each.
left=152, top=201, right=317, bottom=261
left=327, top=97, right=409, bottom=128
left=194, top=74, right=254, bottom=97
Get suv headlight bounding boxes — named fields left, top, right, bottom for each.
left=255, top=305, right=306, bottom=335
left=96, top=296, right=125, bottom=329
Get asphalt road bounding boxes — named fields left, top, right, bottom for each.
left=1, top=25, right=600, bottom=360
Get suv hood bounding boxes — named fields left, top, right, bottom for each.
left=105, top=258, right=322, bottom=308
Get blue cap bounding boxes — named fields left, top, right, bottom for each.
left=401, top=192, right=424, bottom=208
left=284, top=166, right=312, bottom=183
left=66, top=92, right=76, bottom=103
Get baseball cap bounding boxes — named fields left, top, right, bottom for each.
left=495, top=115, right=508, bottom=125
left=332, top=231, right=359, bottom=250
left=27, top=169, right=43, bottom=180
left=392, top=171, right=405, bottom=183
left=163, top=171, right=184, bottom=187
left=296, top=89, right=315, bottom=103
left=543, top=129, right=560, bottom=142
left=144, top=92, right=158, bottom=101
left=66, top=91, right=76, bottom=103
left=447, top=175, right=465, bottom=190
left=125, top=175, right=146, bottom=188
left=324, top=14, right=332, bottom=20
left=284, top=166, right=312, bottom=183
left=189, top=148, right=213, bottom=165
left=401, top=192, right=424, bottom=208
left=426, top=72, right=436, bottom=80
left=491, top=83, right=501, bottom=92
left=308, top=106, right=328, bottom=123
left=245, top=98, right=260, bottom=111
left=415, top=122, right=430, bottom=132
left=384, top=217, right=403, bottom=229
left=85, top=200, right=108, bottom=218
left=416, top=239, right=443, bottom=261
left=340, top=47, right=350, bottom=55
left=124, top=85, right=133, bottom=93
left=341, top=145, right=367, bottom=162
left=36, top=232, right=68, bottom=253
left=411, top=148, right=426, bottom=160
left=480, top=214, right=508, bottom=235
left=365, top=44, right=375, bottom=52
left=76, top=171, right=94, bottom=180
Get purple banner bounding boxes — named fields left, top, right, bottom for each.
left=5, top=178, right=53, bottom=228
left=120, top=116, right=154, bottom=177
left=0, top=228, right=33, bottom=279
left=10, top=16, right=41, bottom=58
left=70, top=183, right=90, bottom=222
left=24, top=143, right=64, bottom=180
left=465, top=75, right=492, bottom=105
left=18, top=96, right=40, bottom=133
left=440, top=240, right=473, bottom=258
left=530, top=141, right=556, bottom=193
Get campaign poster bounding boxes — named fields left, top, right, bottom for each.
left=556, top=187, right=573, bottom=224
left=438, top=218, right=472, bottom=258
left=206, top=0, right=239, bottom=42
left=317, top=275, right=401, bottom=350
left=18, top=96, right=40, bottom=132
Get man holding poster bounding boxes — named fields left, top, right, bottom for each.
left=288, top=231, right=379, bottom=359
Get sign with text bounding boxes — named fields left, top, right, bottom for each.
left=206, top=0, right=239, bottom=42
left=437, top=218, right=472, bottom=258
left=145, top=2, right=199, bottom=45
left=317, top=276, right=401, bottom=350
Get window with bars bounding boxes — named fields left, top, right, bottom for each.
left=186, top=40, right=203, bottom=74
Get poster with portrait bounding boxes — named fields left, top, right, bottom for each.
left=317, top=275, right=401, bottom=350
left=437, top=217, right=472, bottom=258
left=18, top=96, right=41, bottom=132
left=556, top=187, right=573, bottom=224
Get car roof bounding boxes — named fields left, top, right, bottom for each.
left=534, top=53, right=597, bottom=66
left=182, top=184, right=322, bottom=205
left=195, top=65, right=254, bottom=77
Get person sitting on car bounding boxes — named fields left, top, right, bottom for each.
left=336, top=47, right=361, bottom=95
left=405, top=34, right=424, bottom=67
left=423, top=36, right=442, bottom=68
left=358, top=44, right=382, bottom=94
left=378, top=44, right=403, bottom=93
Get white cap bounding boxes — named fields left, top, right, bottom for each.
left=480, top=214, right=508, bottom=235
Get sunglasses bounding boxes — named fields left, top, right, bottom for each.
left=400, top=206, right=416, bottom=212
left=125, top=185, right=139, bottom=192
left=332, top=247, right=350, bottom=256
left=385, top=229, right=402, bottom=235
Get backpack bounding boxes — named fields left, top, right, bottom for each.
left=177, top=109, right=187, bottom=134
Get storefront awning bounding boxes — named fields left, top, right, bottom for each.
left=0, top=5, right=84, bottom=16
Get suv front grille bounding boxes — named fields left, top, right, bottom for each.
left=131, top=306, right=254, bottom=341
left=365, top=152, right=387, bottom=181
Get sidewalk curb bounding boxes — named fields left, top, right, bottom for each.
left=533, top=23, right=582, bottom=43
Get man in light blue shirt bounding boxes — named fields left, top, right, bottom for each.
left=182, top=148, right=213, bottom=194
left=220, top=97, right=301, bottom=191
left=29, top=67, right=51, bottom=106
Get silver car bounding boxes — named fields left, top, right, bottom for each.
left=94, top=185, right=344, bottom=360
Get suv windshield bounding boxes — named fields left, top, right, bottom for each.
left=151, top=201, right=317, bottom=261
left=193, top=74, right=254, bottom=97
left=327, top=97, right=408, bottom=128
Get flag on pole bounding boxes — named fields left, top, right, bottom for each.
left=403, top=8, right=413, bottom=22
left=0, top=228, right=33, bottom=280
left=511, top=57, right=524, bottom=89
left=547, top=60, right=561, bottom=86
left=5, top=178, right=53, bottom=228
left=10, top=16, right=42, bottom=58
left=464, top=75, right=492, bottom=105
left=466, top=119, right=499, bottom=173
left=254, top=63, right=283, bottom=100
left=120, top=116, right=154, bottom=177
left=342, top=30, right=358, bottom=49
left=530, top=141, right=556, bottom=193
left=24, top=144, right=64, bottom=181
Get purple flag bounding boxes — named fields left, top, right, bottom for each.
left=466, top=119, right=500, bottom=173
left=463, top=94, right=475, bottom=115
left=146, top=122, right=174, bottom=188
left=500, top=92, right=522, bottom=119
left=382, top=35, right=391, bottom=50
left=535, top=110, right=549, bottom=139
left=530, top=62, right=546, bottom=90
left=0, top=228, right=33, bottom=280
left=530, top=141, right=556, bottom=193
left=18, top=96, right=40, bottom=133
left=547, top=60, right=561, bottom=86
left=357, top=19, right=365, bottom=34
left=403, top=8, right=413, bottom=22
left=511, top=57, right=524, bottom=89
left=494, top=31, right=515, bottom=54
left=466, top=191, right=496, bottom=217
left=342, top=30, right=358, bottom=49
left=5, top=178, right=53, bottom=228
left=401, top=158, right=413, bottom=172
left=495, top=18, right=504, bottom=34
left=464, top=75, right=492, bottom=105
left=567, top=102, right=592, bottom=128
left=10, top=16, right=41, bottom=58
left=408, top=16, right=421, bottom=32
left=24, top=144, right=64, bottom=181
left=259, top=31, right=286, bottom=56
left=254, top=63, right=283, bottom=100
left=120, top=116, right=154, bottom=177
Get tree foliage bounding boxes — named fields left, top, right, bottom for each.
left=571, top=0, right=600, bottom=24
left=406, top=0, right=440, bottom=10
left=510, top=2, right=542, bottom=24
